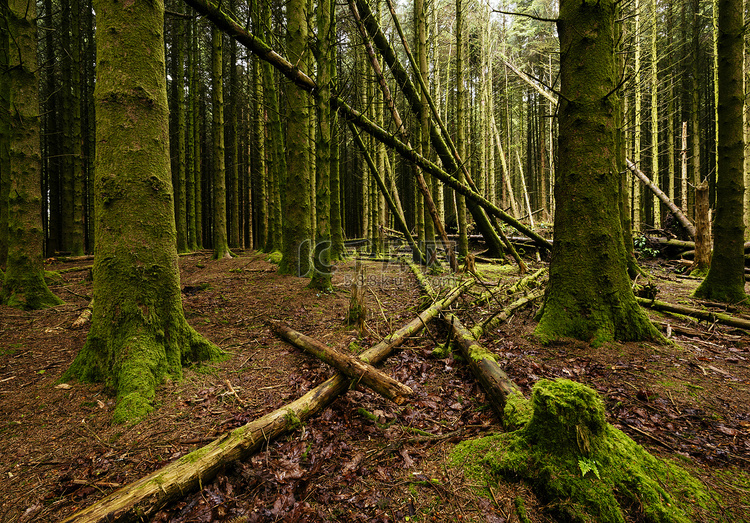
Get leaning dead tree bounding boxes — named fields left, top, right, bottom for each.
left=61, top=284, right=469, bottom=523
left=626, top=159, right=696, bottom=239
left=182, top=0, right=553, bottom=255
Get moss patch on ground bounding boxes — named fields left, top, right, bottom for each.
left=451, top=379, right=718, bottom=522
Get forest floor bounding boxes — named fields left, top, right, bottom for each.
left=1, top=245, right=749, bottom=523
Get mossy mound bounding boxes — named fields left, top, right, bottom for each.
left=452, top=379, right=717, bottom=522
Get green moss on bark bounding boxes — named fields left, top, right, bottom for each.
left=534, top=0, right=661, bottom=346
left=63, top=0, right=222, bottom=424
left=451, top=379, right=717, bottom=522
left=1, top=0, right=62, bottom=310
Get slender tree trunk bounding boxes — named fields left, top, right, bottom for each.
left=690, top=0, right=701, bottom=217
left=261, top=7, right=284, bottom=253
left=65, top=0, right=221, bottom=424
left=228, top=8, right=241, bottom=249
left=186, top=14, right=198, bottom=251
left=1, top=0, right=63, bottom=309
left=455, top=0, right=468, bottom=258
left=535, top=0, right=662, bottom=345
left=633, top=0, right=642, bottom=231
left=211, top=26, right=231, bottom=259
left=330, top=48, right=345, bottom=260
left=250, top=1, right=267, bottom=251
left=694, top=0, right=747, bottom=303
left=309, top=0, right=333, bottom=291
left=70, top=0, right=85, bottom=255
left=650, top=0, right=660, bottom=228
left=415, top=0, right=433, bottom=245
left=0, top=3, right=9, bottom=268
left=173, top=3, right=188, bottom=253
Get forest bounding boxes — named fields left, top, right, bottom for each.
left=1, top=0, right=750, bottom=521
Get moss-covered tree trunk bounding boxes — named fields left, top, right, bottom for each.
left=455, top=0, right=468, bottom=259
left=250, top=0, right=267, bottom=250
left=173, top=2, right=188, bottom=254
left=64, top=0, right=222, bottom=424
left=228, top=4, right=241, bottom=250
left=279, top=0, right=312, bottom=276
left=0, top=2, right=10, bottom=269
left=309, top=0, right=333, bottom=291
left=1, top=0, right=63, bottom=310
left=186, top=13, right=198, bottom=252
left=693, top=0, right=746, bottom=303
left=329, top=56, right=345, bottom=261
left=535, top=0, right=661, bottom=345
left=211, top=25, right=231, bottom=259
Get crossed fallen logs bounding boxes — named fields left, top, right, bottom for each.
left=63, top=279, right=477, bottom=522
left=61, top=261, right=550, bottom=523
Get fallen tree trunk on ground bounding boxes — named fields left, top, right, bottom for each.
left=272, top=322, right=414, bottom=404
left=407, top=262, right=524, bottom=419
left=636, top=297, right=750, bottom=331
left=61, top=283, right=469, bottom=523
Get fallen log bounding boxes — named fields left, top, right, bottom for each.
left=61, top=282, right=469, bottom=523
left=271, top=322, right=414, bottom=404
left=407, top=261, right=523, bottom=419
left=636, top=297, right=750, bottom=331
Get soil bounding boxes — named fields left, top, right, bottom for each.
left=1, top=248, right=749, bottom=523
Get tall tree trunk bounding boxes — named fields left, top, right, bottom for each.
left=211, top=26, right=231, bottom=259
left=455, top=0, right=468, bottom=259
left=415, top=0, right=433, bottom=245
left=70, top=0, right=85, bottom=255
left=633, top=0, right=642, bottom=231
left=693, top=0, right=746, bottom=303
left=186, top=13, right=198, bottom=251
left=261, top=5, right=284, bottom=253
left=309, top=0, right=333, bottom=291
left=650, top=0, right=660, bottom=228
left=228, top=4, right=241, bottom=249
left=0, top=0, right=63, bottom=309
left=535, top=0, right=661, bottom=345
left=250, top=1, right=267, bottom=251
left=0, top=2, right=9, bottom=268
left=280, top=0, right=312, bottom=275
left=173, top=3, right=188, bottom=253
left=64, top=0, right=221, bottom=424
left=690, top=0, right=701, bottom=217
left=330, top=48, right=345, bottom=260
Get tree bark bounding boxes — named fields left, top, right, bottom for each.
left=61, top=280, right=467, bottom=522
left=211, top=26, right=231, bottom=259
left=691, top=181, right=712, bottom=274
left=1, top=0, right=63, bottom=310
left=693, top=0, right=747, bottom=303
left=309, top=0, right=334, bottom=290
left=535, top=0, right=662, bottom=345
left=272, top=322, right=414, bottom=404
left=0, top=2, right=10, bottom=268
left=63, top=0, right=221, bottom=423
left=279, top=0, right=312, bottom=276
